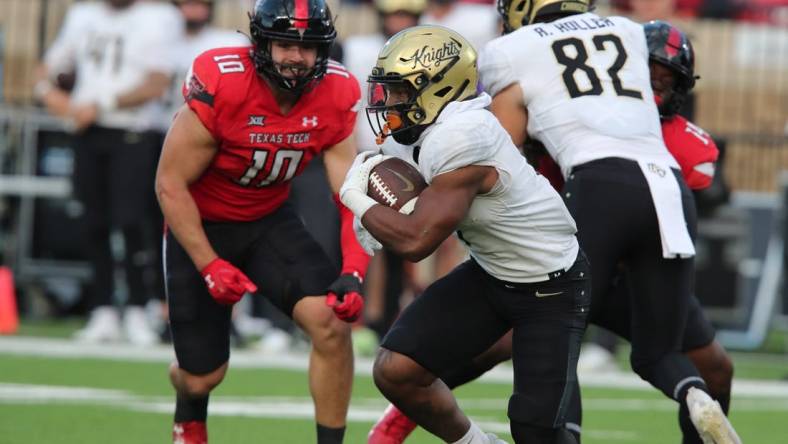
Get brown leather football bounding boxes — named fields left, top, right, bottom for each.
left=368, top=157, right=427, bottom=214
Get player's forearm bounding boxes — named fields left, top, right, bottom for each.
left=361, top=206, right=444, bottom=262
left=334, top=195, right=371, bottom=276
left=34, top=65, right=72, bottom=117
left=114, top=72, right=171, bottom=109
left=156, top=177, right=217, bottom=270
left=41, top=88, right=72, bottom=118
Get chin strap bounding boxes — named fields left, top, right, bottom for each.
left=375, top=114, right=404, bottom=145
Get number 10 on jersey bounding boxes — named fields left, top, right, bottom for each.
left=236, top=149, right=305, bottom=187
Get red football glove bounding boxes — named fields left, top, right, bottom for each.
left=325, top=272, right=364, bottom=322
left=200, top=258, right=257, bottom=306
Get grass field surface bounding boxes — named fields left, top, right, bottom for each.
left=2, top=333, right=788, bottom=443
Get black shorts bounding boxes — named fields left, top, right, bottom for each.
left=288, top=155, right=341, bottom=268
left=381, top=253, right=591, bottom=428
left=165, top=203, right=338, bottom=374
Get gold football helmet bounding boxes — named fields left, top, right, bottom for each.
left=366, top=25, right=478, bottom=145
left=373, top=0, right=427, bottom=15
left=497, top=0, right=593, bottom=33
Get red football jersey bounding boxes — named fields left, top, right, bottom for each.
left=536, top=115, right=718, bottom=191
left=183, top=46, right=360, bottom=222
left=661, top=115, right=719, bottom=191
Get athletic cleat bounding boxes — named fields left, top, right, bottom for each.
left=368, top=404, right=417, bottom=444
left=173, top=421, right=207, bottom=444
left=686, top=387, right=742, bottom=444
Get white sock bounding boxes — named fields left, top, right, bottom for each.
left=450, top=421, right=486, bottom=444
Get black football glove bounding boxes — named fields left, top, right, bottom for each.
left=325, top=272, right=364, bottom=322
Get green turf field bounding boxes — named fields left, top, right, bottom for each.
left=1, top=343, right=788, bottom=444
left=4, top=322, right=788, bottom=443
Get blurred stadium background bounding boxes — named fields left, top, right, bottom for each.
left=0, top=0, right=787, bottom=443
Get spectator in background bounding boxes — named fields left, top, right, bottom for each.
left=34, top=0, right=183, bottom=345
left=613, top=0, right=679, bottom=20
left=164, top=0, right=249, bottom=126
left=611, top=0, right=744, bottom=20
left=735, top=0, right=788, bottom=25
left=420, top=0, right=500, bottom=52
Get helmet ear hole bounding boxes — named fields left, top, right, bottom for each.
left=434, top=86, right=452, bottom=97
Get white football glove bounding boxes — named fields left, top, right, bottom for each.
left=353, top=216, right=383, bottom=256
left=340, top=152, right=390, bottom=218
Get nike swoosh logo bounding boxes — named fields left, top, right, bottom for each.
left=535, top=290, right=563, bottom=298
left=386, top=168, right=415, bottom=192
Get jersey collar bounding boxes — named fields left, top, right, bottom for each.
left=415, top=93, right=492, bottom=146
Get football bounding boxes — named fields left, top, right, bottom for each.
left=368, top=157, right=427, bottom=214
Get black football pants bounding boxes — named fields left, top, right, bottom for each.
left=563, top=158, right=705, bottom=402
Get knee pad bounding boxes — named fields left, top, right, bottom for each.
left=508, top=388, right=568, bottom=429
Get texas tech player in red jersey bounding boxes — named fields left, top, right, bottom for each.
left=185, top=46, right=358, bottom=221
left=661, top=111, right=718, bottom=190
left=156, top=1, right=369, bottom=443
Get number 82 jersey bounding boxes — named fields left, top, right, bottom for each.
left=183, top=46, right=360, bottom=222
left=479, top=12, right=677, bottom=178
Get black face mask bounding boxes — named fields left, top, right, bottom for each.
left=392, top=124, right=427, bottom=146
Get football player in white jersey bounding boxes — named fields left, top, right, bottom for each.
left=476, top=1, right=740, bottom=443
left=35, top=0, right=183, bottom=346
left=340, top=25, right=590, bottom=444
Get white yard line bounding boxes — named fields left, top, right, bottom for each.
left=0, top=383, right=638, bottom=442
left=2, top=381, right=787, bottom=443
left=3, top=336, right=788, bottom=398
left=2, top=383, right=788, bottom=413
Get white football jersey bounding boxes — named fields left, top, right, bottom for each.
left=45, top=2, right=183, bottom=131
left=479, top=13, right=677, bottom=177
left=399, top=94, right=579, bottom=283
left=160, top=27, right=249, bottom=131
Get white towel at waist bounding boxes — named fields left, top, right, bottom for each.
left=637, top=160, right=696, bottom=259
